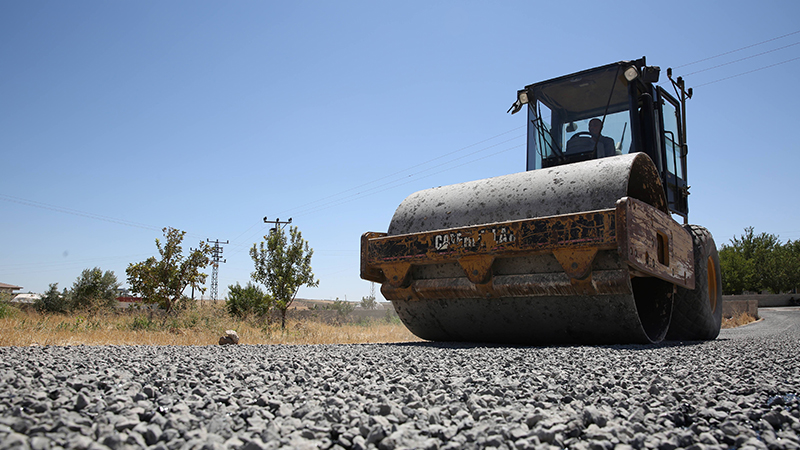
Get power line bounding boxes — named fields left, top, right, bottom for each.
left=224, top=217, right=297, bottom=259
left=287, top=142, right=524, bottom=219
left=232, top=31, right=799, bottom=229
left=10, top=29, right=798, bottom=267
left=272, top=131, right=525, bottom=219
left=675, top=29, right=800, bottom=68
left=683, top=41, right=800, bottom=76
left=272, top=32, right=799, bottom=221
left=272, top=127, right=524, bottom=217
left=693, top=56, right=800, bottom=87
left=223, top=127, right=526, bottom=256
left=257, top=32, right=799, bottom=225
left=0, top=193, right=208, bottom=242
left=0, top=254, right=154, bottom=277
left=0, top=193, right=161, bottom=232
left=229, top=221, right=262, bottom=246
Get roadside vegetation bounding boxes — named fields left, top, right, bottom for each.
left=249, top=225, right=318, bottom=329
left=33, top=267, right=120, bottom=314
left=0, top=300, right=418, bottom=346
left=0, top=293, right=13, bottom=319
left=3, top=225, right=790, bottom=347
left=721, top=312, right=759, bottom=329
left=1, top=225, right=421, bottom=347
left=126, top=227, right=213, bottom=313
left=720, top=227, right=800, bottom=295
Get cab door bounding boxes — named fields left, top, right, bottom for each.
left=657, top=87, right=689, bottom=219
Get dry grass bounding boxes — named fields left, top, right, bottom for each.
left=721, top=312, right=759, bottom=329
left=0, top=302, right=422, bottom=347
left=1, top=301, right=761, bottom=346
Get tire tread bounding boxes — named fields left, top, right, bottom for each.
left=666, top=225, right=723, bottom=341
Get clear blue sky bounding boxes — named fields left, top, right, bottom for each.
left=2, top=1, right=799, bottom=301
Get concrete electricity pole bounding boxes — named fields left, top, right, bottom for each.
left=263, top=217, right=292, bottom=234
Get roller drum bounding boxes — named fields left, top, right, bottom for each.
left=389, top=153, right=667, bottom=235
left=382, top=153, right=675, bottom=344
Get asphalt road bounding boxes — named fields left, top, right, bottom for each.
left=720, top=307, right=800, bottom=339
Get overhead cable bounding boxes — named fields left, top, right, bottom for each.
left=683, top=41, right=800, bottom=76
left=693, top=56, right=800, bottom=87
left=288, top=142, right=524, bottom=218
left=274, top=126, right=524, bottom=216
left=0, top=194, right=160, bottom=232
left=675, top=29, right=800, bottom=68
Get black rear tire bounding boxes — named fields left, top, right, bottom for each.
left=666, top=225, right=723, bottom=340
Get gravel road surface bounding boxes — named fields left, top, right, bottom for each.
left=1, top=309, right=799, bottom=450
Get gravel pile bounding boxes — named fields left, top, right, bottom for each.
left=1, top=309, right=799, bottom=450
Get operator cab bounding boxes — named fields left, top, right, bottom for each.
left=509, top=57, right=691, bottom=220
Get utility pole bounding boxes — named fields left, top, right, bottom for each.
left=263, top=217, right=292, bottom=234
left=189, top=247, right=197, bottom=300
left=207, top=239, right=228, bottom=301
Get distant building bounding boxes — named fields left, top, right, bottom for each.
left=0, top=282, right=23, bottom=294
left=11, top=293, right=41, bottom=304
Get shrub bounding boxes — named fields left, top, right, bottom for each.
left=34, top=284, right=71, bottom=314
left=360, top=295, right=377, bottom=310
left=129, top=315, right=156, bottom=330
left=226, top=282, right=271, bottom=319
left=333, top=298, right=355, bottom=317
left=0, top=293, right=13, bottom=319
left=360, top=282, right=378, bottom=310
left=70, top=267, right=120, bottom=312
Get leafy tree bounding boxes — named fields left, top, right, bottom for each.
left=34, top=283, right=70, bottom=313
left=250, top=225, right=318, bottom=329
left=719, top=227, right=793, bottom=294
left=226, top=282, right=272, bottom=319
left=775, top=240, right=800, bottom=294
left=360, top=282, right=378, bottom=310
left=719, top=245, right=755, bottom=295
left=126, top=227, right=212, bottom=313
left=70, top=267, right=120, bottom=311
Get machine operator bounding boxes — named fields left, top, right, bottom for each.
left=588, top=118, right=616, bottom=158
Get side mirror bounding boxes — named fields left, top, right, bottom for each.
left=566, top=122, right=577, bottom=133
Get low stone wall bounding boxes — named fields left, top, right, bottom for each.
left=722, top=298, right=759, bottom=319
left=722, top=294, right=799, bottom=308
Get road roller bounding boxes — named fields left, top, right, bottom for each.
left=361, top=57, right=722, bottom=344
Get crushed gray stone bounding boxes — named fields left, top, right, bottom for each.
left=1, top=309, right=799, bottom=450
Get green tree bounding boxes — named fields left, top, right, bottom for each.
left=250, top=225, right=318, bottom=329
left=226, top=282, right=272, bottom=319
left=126, top=227, right=212, bottom=313
left=70, top=267, right=120, bottom=311
left=719, top=227, right=787, bottom=294
left=34, top=283, right=70, bottom=313
left=775, top=240, right=800, bottom=293
left=360, top=282, right=378, bottom=310
left=719, top=245, right=755, bottom=295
